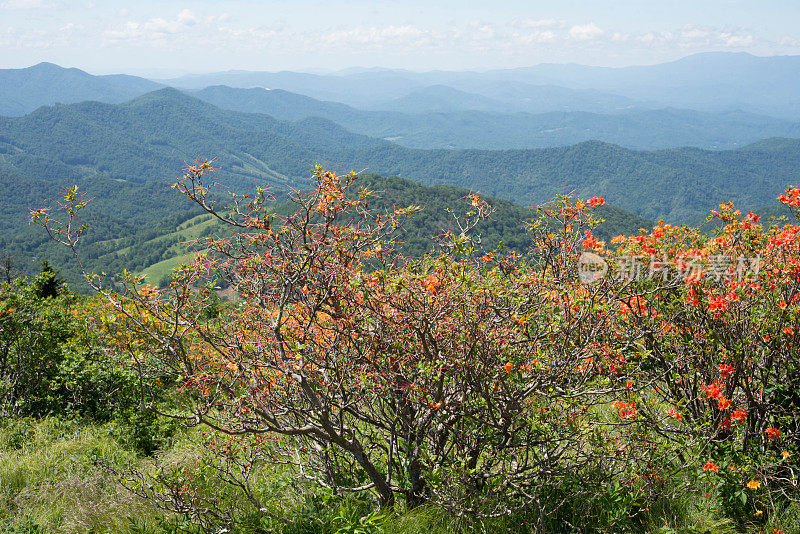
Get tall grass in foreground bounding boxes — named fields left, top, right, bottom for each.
left=0, top=418, right=162, bottom=533
left=2, top=418, right=797, bottom=534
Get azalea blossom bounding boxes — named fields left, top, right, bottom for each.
left=701, top=461, right=719, bottom=472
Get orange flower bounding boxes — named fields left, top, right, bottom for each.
left=782, top=451, right=791, bottom=461
left=667, top=408, right=682, bottom=420
left=708, top=295, right=728, bottom=313
left=717, top=397, right=731, bottom=410
left=586, top=196, right=605, bottom=207
left=765, top=427, right=780, bottom=441
left=733, top=409, right=747, bottom=422
left=613, top=399, right=638, bottom=420
left=503, top=362, right=515, bottom=374
left=423, top=275, right=441, bottom=294
left=747, top=480, right=761, bottom=490
left=718, top=363, right=734, bottom=378
left=700, top=383, right=722, bottom=400
left=583, top=231, right=601, bottom=250
left=702, top=461, right=719, bottom=472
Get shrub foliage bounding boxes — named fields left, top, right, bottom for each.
left=28, top=163, right=800, bottom=531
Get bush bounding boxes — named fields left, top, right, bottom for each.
left=31, top=165, right=800, bottom=532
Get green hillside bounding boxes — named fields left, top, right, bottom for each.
left=3, top=88, right=800, bottom=288
left=1, top=167, right=651, bottom=291
left=2, top=89, right=800, bottom=225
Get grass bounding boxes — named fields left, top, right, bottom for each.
left=139, top=250, right=203, bottom=285
left=1, top=418, right=797, bottom=534
left=0, top=418, right=163, bottom=533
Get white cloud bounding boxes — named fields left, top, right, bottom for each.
left=569, top=22, right=604, bottom=41
left=0, top=0, right=56, bottom=8
left=781, top=36, right=800, bottom=47
left=611, top=32, right=630, bottom=43
left=513, top=18, right=563, bottom=29
left=103, top=10, right=223, bottom=45
left=680, top=25, right=712, bottom=45
left=318, top=25, right=434, bottom=49
left=177, top=9, right=198, bottom=26
left=511, top=29, right=556, bottom=45
left=718, top=32, right=754, bottom=47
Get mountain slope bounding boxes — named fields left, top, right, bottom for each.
left=2, top=90, right=799, bottom=223
left=0, top=88, right=387, bottom=191
left=0, top=62, right=164, bottom=117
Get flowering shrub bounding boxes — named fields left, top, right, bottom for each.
left=32, top=167, right=800, bottom=531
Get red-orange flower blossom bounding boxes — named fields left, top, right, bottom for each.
left=702, top=461, right=719, bottom=472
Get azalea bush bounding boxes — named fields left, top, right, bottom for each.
left=32, top=164, right=800, bottom=532
left=600, top=195, right=800, bottom=525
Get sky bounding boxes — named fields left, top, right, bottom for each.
left=1, top=0, right=800, bottom=76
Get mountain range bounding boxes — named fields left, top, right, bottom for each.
left=3, top=54, right=800, bottom=285
left=161, top=52, right=800, bottom=119
left=190, top=85, right=800, bottom=150
left=2, top=88, right=799, bottom=224
left=4, top=55, right=800, bottom=152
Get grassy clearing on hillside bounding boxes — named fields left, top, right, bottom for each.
left=140, top=250, right=204, bottom=285
left=133, top=214, right=218, bottom=284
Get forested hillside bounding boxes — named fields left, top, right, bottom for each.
left=0, top=166, right=652, bottom=290
left=3, top=89, right=800, bottom=226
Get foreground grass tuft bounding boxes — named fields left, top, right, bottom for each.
left=1, top=418, right=797, bottom=533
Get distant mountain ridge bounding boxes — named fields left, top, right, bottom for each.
left=5, top=55, right=800, bottom=151
left=192, top=85, right=800, bottom=150
left=0, top=62, right=164, bottom=117
left=162, top=52, right=800, bottom=119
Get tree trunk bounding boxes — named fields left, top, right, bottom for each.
left=347, top=439, right=395, bottom=508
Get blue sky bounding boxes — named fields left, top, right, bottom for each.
left=1, top=0, right=799, bottom=75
